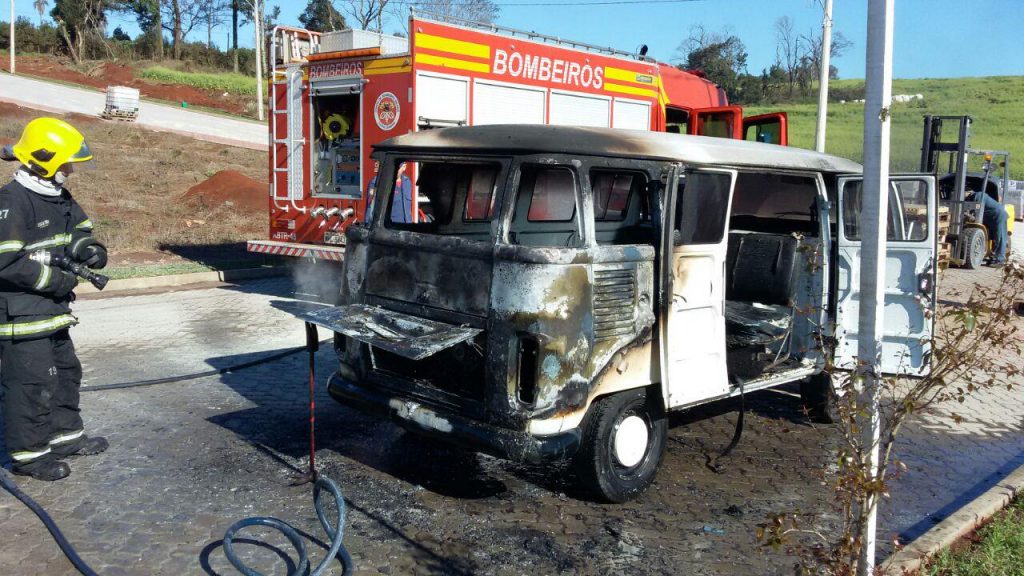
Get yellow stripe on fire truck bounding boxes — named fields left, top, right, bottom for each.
left=603, top=82, right=659, bottom=99
left=416, top=33, right=491, bottom=60
left=363, top=57, right=412, bottom=76
left=415, top=53, right=490, bottom=74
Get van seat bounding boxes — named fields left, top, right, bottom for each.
left=724, top=232, right=801, bottom=348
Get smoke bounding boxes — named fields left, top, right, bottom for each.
left=291, top=258, right=344, bottom=305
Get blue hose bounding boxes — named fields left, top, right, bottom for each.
left=222, top=476, right=353, bottom=576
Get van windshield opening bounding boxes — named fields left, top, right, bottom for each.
left=382, top=160, right=501, bottom=239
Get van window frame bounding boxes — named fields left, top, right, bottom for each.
left=501, top=155, right=587, bottom=248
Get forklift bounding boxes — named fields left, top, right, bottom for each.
left=920, top=115, right=1013, bottom=269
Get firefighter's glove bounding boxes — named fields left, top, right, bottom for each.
left=72, top=237, right=108, bottom=269
left=51, top=269, right=78, bottom=300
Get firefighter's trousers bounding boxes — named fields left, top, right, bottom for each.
left=2, top=329, right=84, bottom=468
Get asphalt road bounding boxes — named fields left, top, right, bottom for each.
left=0, top=268, right=1021, bottom=575
left=0, top=72, right=267, bottom=150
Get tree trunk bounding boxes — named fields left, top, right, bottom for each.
left=154, top=10, right=164, bottom=60
left=172, top=0, right=183, bottom=60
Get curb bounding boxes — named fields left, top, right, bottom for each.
left=882, top=462, right=1024, bottom=574
left=75, top=266, right=288, bottom=295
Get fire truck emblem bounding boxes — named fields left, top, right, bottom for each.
left=374, top=92, right=400, bottom=131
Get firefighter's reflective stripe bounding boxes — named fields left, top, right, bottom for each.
left=70, top=235, right=92, bottom=255
left=49, top=429, right=84, bottom=445
left=0, top=314, right=77, bottom=337
left=0, top=240, right=24, bottom=253
left=75, top=219, right=92, bottom=231
left=24, top=233, right=73, bottom=251
left=10, top=447, right=51, bottom=462
left=33, top=263, right=51, bottom=290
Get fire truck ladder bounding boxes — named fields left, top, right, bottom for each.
left=270, top=67, right=306, bottom=214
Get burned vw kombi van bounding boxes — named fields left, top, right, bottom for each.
left=304, top=125, right=937, bottom=502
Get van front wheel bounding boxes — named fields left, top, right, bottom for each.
left=574, top=388, right=667, bottom=503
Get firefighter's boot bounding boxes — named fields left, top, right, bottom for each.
left=12, top=457, right=71, bottom=482
left=53, top=435, right=109, bottom=458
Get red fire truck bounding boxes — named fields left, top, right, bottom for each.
left=246, top=15, right=788, bottom=261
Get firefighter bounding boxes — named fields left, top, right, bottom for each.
left=0, top=117, right=108, bottom=481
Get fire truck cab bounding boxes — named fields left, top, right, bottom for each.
left=247, top=16, right=788, bottom=262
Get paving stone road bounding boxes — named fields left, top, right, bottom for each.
left=0, top=267, right=1021, bottom=575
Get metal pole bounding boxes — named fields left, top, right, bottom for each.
left=814, top=0, right=834, bottom=153
left=253, top=0, right=264, bottom=122
left=9, top=0, right=14, bottom=74
left=857, top=0, right=894, bottom=574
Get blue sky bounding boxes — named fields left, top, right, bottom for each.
left=10, top=0, right=1024, bottom=79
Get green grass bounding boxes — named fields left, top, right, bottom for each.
left=746, top=76, right=1024, bottom=180
left=101, top=259, right=277, bottom=281
left=138, top=65, right=262, bottom=97
left=925, top=497, right=1024, bottom=575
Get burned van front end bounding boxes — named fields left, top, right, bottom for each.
left=310, top=128, right=663, bottom=475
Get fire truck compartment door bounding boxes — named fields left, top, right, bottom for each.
left=312, top=79, right=364, bottom=96
left=834, top=175, right=937, bottom=377
left=301, top=303, right=482, bottom=361
left=690, top=106, right=743, bottom=139
left=743, top=112, right=788, bottom=146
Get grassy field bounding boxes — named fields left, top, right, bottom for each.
left=138, top=65, right=262, bottom=97
left=746, top=76, right=1024, bottom=180
left=924, top=497, right=1024, bottom=575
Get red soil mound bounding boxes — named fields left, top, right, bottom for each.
left=183, top=170, right=267, bottom=212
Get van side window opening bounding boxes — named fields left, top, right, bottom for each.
left=842, top=180, right=928, bottom=242
left=674, top=172, right=731, bottom=244
left=730, top=172, right=820, bottom=235
left=592, top=172, right=635, bottom=221
left=383, top=160, right=500, bottom=235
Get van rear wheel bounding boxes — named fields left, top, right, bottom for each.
left=574, top=388, right=667, bottom=503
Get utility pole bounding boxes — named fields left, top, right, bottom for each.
left=253, top=0, right=264, bottom=121
left=9, top=0, right=14, bottom=74
left=856, top=0, right=894, bottom=574
left=814, top=0, right=834, bottom=153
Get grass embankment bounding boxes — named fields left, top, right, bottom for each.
left=924, top=497, right=1024, bottom=575
left=746, top=76, right=1024, bottom=180
left=139, top=65, right=264, bottom=97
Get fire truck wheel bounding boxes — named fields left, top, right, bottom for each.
left=574, top=388, right=667, bottom=503
left=962, top=227, right=986, bottom=269
left=800, top=373, right=840, bottom=424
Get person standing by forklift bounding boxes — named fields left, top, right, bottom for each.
left=968, top=187, right=1009, bottom=267
left=0, top=118, right=108, bottom=481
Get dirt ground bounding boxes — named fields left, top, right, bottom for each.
left=0, top=55, right=253, bottom=116
left=0, top=101, right=268, bottom=267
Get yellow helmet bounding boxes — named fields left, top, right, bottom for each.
left=11, top=117, right=93, bottom=179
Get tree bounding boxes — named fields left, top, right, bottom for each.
left=774, top=16, right=801, bottom=97
left=111, top=25, right=131, bottom=41
left=298, top=0, right=346, bottom=32
left=801, top=28, right=853, bottom=82
left=115, top=0, right=162, bottom=59
left=33, top=0, right=49, bottom=25
left=199, top=0, right=230, bottom=48
left=51, top=0, right=112, bottom=63
left=402, top=0, right=498, bottom=24
left=676, top=25, right=749, bottom=103
left=160, top=0, right=207, bottom=59
left=340, top=0, right=390, bottom=33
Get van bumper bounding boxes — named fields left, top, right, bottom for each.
left=327, top=373, right=581, bottom=464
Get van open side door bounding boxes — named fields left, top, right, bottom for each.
left=661, top=166, right=736, bottom=408
left=689, top=106, right=743, bottom=140
left=743, top=112, right=788, bottom=146
left=834, top=175, right=938, bottom=376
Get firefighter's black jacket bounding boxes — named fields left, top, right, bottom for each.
left=0, top=177, right=93, bottom=339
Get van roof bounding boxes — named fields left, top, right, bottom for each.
left=375, top=125, right=864, bottom=174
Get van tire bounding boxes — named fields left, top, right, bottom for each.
left=800, top=373, right=839, bottom=424
left=962, top=227, right=986, bottom=269
left=574, top=388, right=667, bottom=503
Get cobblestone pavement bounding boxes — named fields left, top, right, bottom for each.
left=0, top=268, right=1021, bottom=575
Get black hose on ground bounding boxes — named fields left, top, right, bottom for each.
left=80, top=340, right=329, bottom=392
left=223, top=476, right=353, bottom=576
left=0, top=467, right=101, bottom=576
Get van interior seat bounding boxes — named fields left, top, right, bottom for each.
left=724, top=231, right=801, bottom=349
